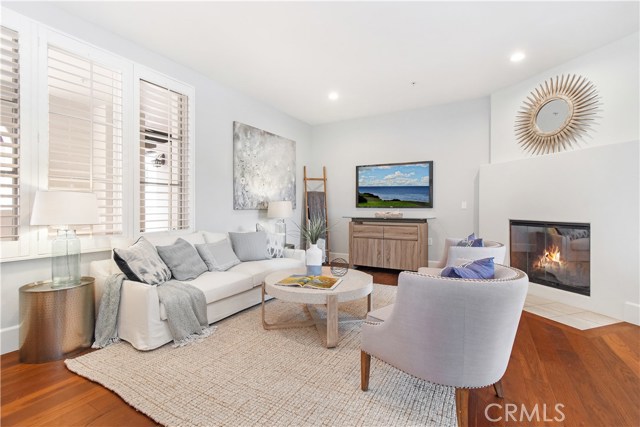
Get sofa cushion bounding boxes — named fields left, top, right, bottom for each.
left=143, top=232, right=205, bottom=247
left=228, top=257, right=305, bottom=286
left=160, top=271, right=254, bottom=320
left=113, top=237, right=172, bottom=285
left=202, top=231, right=228, bottom=244
left=156, top=238, right=208, bottom=281
left=228, top=231, right=269, bottom=262
left=196, top=239, right=241, bottom=272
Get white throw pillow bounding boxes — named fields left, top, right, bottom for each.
left=256, top=223, right=285, bottom=258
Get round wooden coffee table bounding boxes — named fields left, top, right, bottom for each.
left=262, top=267, right=373, bottom=348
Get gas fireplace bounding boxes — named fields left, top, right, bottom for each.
left=510, top=220, right=590, bottom=296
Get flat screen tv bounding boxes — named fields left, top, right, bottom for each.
left=356, top=161, right=433, bottom=208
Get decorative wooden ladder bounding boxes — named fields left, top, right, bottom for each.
left=303, top=166, right=330, bottom=262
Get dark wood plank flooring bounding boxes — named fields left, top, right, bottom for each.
left=2, top=269, right=638, bottom=427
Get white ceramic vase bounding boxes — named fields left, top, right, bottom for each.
left=306, top=243, right=323, bottom=276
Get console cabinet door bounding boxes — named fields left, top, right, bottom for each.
left=384, top=239, right=419, bottom=271
left=351, top=238, right=383, bottom=267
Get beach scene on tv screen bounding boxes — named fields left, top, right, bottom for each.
left=357, top=163, right=431, bottom=208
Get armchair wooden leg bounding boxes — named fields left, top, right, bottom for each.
left=360, top=351, right=371, bottom=391
left=493, top=379, right=504, bottom=398
left=455, top=388, right=469, bottom=427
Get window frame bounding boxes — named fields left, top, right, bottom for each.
left=0, top=9, right=196, bottom=262
left=133, top=65, right=195, bottom=238
left=36, top=28, right=135, bottom=255
left=0, top=10, right=34, bottom=259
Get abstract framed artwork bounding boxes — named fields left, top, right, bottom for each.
left=233, top=122, right=296, bottom=210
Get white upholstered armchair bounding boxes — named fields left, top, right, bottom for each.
left=360, top=265, right=528, bottom=427
left=419, top=238, right=506, bottom=275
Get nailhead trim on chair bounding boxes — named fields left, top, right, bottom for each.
left=362, top=351, right=500, bottom=390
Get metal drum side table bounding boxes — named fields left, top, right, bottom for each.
left=19, top=276, right=95, bottom=363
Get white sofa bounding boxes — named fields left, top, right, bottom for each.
left=89, top=230, right=305, bottom=350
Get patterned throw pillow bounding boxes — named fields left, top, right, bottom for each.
left=441, top=257, right=495, bottom=279
left=456, top=233, right=484, bottom=247
left=156, top=238, right=208, bottom=281
left=256, top=223, right=285, bottom=258
left=113, top=237, right=172, bottom=285
left=265, top=233, right=285, bottom=258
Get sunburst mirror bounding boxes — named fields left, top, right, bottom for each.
left=515, top=74, right=600, bottom=155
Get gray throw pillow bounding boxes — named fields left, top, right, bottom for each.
left=156, top=238, right=208, bottom=281
left=195, top=239, right=241, bottom=271
left=113, top=237, right=172, bottom=285
left=228, top=231, right=269, bottom=262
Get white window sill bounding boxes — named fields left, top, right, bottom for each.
left=0, top=246, right=112, bottom=264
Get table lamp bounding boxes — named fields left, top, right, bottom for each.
left=267, top=200, right=292, bottom=242
left=30, top=191, right=99, bottom=287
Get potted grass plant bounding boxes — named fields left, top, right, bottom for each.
left=298, top=216, right=327, bottom=275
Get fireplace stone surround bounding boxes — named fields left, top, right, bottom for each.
left=478, top=141, right=639, bottom=325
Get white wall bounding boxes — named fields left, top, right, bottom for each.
left=483, top=32, right=640, bottom=324
left=0, top=3, right=312, bottom=354
left=310, top=98, right=490, bottom=261
left=479, top=141, right=639, bottom=323
left=491, top=33, right=639, bottom=163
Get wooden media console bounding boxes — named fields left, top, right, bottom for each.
left=348, top=218, right=429, bottom=271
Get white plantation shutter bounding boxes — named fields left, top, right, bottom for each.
left=47, top=45, right=123, bottom=236
left=0, top=26, right=20, bottom=241
left=139, top=79, right=190, bottom=232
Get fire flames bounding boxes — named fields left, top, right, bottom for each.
left=535, top=245, right=563, bottom=269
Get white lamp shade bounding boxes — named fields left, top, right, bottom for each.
left=30, top=191, right=99, bottom=226
left=267, top=200, right=293, bottom=219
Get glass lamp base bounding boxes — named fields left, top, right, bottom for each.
left=51, top=229, right=81, bottom=287
left=274, top=219, right=287, bottom=244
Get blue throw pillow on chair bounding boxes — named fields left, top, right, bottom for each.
left=441, top=257, right=495, bottom=279
left=456, top=233, right=484, bottom=247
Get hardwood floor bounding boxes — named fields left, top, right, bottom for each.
left=2, top=269, right=639, bottom=427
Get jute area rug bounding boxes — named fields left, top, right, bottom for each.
left=66, top=284, right=456, bottom=427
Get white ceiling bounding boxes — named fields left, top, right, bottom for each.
left=50, top=1, right=639, bottom=125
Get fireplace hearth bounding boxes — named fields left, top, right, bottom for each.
left=510, top=220, right=590, bottom=296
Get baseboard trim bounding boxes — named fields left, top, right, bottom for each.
left=623, top=302, right=640, bottom=326
left=1, top=325, right=19, bottom=355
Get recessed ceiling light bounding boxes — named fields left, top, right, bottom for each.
left=510, top=51, right=526, bottom=62
left=328, top=91, right=339, bottom=101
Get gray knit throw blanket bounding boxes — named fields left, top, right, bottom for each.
left=93, top=274, right=214, bottom=349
